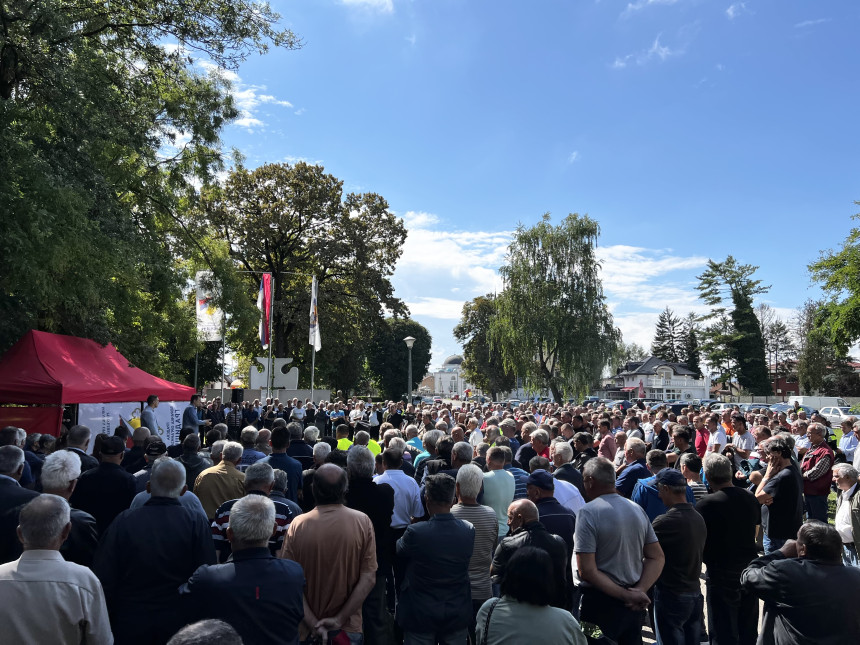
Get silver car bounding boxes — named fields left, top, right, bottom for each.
left=819, top=406, right=853, bottom=426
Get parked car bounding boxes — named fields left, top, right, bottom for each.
left=710, top=403, right=738, bottom=414
left=433, top=397, right=443, bottom=404
left=819, top=406, right=853, bottom=426
left=607, top=400, right=634, bottom=410
left=788, top=396, right=848, bottom=409
left=769, top=402, right=817, bottom=416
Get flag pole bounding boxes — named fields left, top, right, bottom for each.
left=220, top=317, right=226, bottom=402
left=268, top=274, right=275, bottom=401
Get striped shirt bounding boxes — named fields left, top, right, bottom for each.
left=451, top=503, right=499, bottom=601
left=211, top=491, right=293, bottom=561
left=688, top=481, right=708, bottom=503
left=503, top=465, right=529, bottom=500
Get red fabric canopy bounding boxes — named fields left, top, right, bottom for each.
left=0, top=330, right=196, bottom=405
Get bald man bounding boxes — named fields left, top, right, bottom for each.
left=490, top=498, right=568, bottom=608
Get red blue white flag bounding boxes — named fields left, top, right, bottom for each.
left=258, top=273, right=272, bottom=350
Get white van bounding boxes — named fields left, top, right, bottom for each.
left=787, top=396, right=848, bottom=410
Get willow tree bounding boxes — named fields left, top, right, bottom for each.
left=490, top=213, right=620, bottom=402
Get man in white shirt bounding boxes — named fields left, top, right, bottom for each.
left=374, top=448, right=423, bottom=532
left=289, top=400, right=306, bottom=423
left=707, top=414, right=727, bottom=454
left=833, top=463, right=859, bottom=567
left=837, top=418, right=858, bottom=465
left=0, top=495, right=112, bottom=644
left=730, top=414, right=757, bottom=468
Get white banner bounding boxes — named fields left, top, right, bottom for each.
left=153, top=401, right=186, bottom=447
left=196, top=270, right=223, bottom=341
left=78, top=402, right=141, bottom=454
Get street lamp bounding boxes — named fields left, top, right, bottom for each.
left=403, top=336, right=416, bottom=403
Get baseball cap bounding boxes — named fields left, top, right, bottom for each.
left=655, top=468, right=687, bottom=487
left=101, top=436, right=126, bottom=455
left=527, top=469, right=555, bottom=490
left=145, top=441, right=167, bottom=456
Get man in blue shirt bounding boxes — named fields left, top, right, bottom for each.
left=632, top=450, right=696, bottom=521
left=616, top=438, right=651, bottom=498
left=179, top=495, right=305, bottom=645
left=260, top=423, right=302, bottom=503
left=183, top=395, right=210, bottom=434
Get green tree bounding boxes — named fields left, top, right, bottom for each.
left=651, top=307, right=681, bottom=363
left=490, top=214, right=620, bottom=403
left=809, top=205, right=860, bottom=348
left=367, top=319, right=432, bottom=401
left=794, top=299, right=844, bottom=394
left=453, top=295, right=516, bottom=400
left=609, top=342, right=649, bottom=375
left=679, top=313, right=702, bottom=379
left=0, top=0, right=298, bottom=379
left=697, top=256, right=771, bottom=395
left=196, top=162, right=408, bottom=390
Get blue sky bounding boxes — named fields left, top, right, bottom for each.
left=206, top=0, right=860, bottom=368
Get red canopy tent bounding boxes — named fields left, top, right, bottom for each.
left=0, top=330, right=196, bottom=434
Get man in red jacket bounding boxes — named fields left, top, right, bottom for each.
left=800, top=423, right=834, bottom=523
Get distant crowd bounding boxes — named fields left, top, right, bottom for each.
left=1, top=394, right=859, bottom=645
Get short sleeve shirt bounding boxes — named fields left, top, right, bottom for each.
left=731, top=432, right=756, bottom=468
left=707, top=429, right=727, bottom=453
left=574, top=493, right=658, bottom=588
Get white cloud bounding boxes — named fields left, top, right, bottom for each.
left=405, top=34, right=417, bottom=46
left=621, top=0, right=680, bottom=19
left=294, top=108, right=306, bottom=116
left=568, top=151, right=580, bottom=163
left=795, top=18, right=830, bottom=29
left=198, top=61, right=293, bottom=132
left=404, top=297, right=467, bottom=320
left=612, top=34, right=684, bottom=69
left=341, top=0, right=394, bottom=12
left=401, top=210, right=441, bottom=228
left=726, top=3, right=748, bottom=20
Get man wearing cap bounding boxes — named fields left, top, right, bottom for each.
left=132, top=440, right=167, bottom=493
left=70, top=435, right=137, bottom=534
left=651, top=468, right=707, bottom=645
left=632, top=450, right=696, bottom=522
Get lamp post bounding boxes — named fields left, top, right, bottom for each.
left=404, top=336, right=416, bottom=403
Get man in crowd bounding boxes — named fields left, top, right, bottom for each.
left=500, top=445, right=530, bottom=499
left=345, top=446, right=395, bottom=645
left=596, top=419, right=617, bottom=461
left=482, top=446, right=516, bottom=540
left=141, top=394, right=160, bottom=439
left=194, top=440, right=246, bottom=520
left=122, top=426, right=150, bottom=473
left=0, top=445, right=39, bottom=563
left=183, top=394, right=211, bottom=436
left=64, top=424, right=99, bottom=473
left=237, top=426, right=266, bottom=471
left=492, top=499, right=567, bottom=609
left=70, top=434, right=137, bottom=534
left=287, top=421, right=315, bottom=466
left=281, top=464, right=376, bottom=643
left=396, top=473, right=475, bottom=645
left=211, top=462, right=294, bottom=562
left=261, top=423, right=303, bottom=503
left=615, top=437, right=650, bottom=498
left=632, top=450, right=696, bottom=521
left=707, top=414, right=727, bottom=454
left=179, top=495, right=305, bottom=645
left=133, top=439, right=167, bottom=493
left=0, top=495, right=112, bottom=644
left=833, top=463, right=860, bottom=566
left=651, top=468, right=707, bottom=645
left=800, top=422, right=834, bottom=523
left=755, top=436, right=803, bottom=553
left=39, top=450, right=99, bottom=567
left=94, top=458, right=216, bottom=644
left=741, top=521, right=860, bottom=644
left=451, top=464, right=498, bottom=642
left=175, top=434, right=212, bottom=492
left=575, top=457, right=664, bottom=645
left=697, top=453, right=760, bottom=645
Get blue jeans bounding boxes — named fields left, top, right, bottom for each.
left=804, top=494, right=828, bottom=523
left=763, top=534, right=786, bottom=554
left=653, top=587, right=703, bottom=645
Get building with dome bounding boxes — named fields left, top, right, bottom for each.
left=432, top=354, right=475, bottom=398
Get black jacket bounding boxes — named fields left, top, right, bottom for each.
left=554, top=463, right=586, bottom=498
left=121, top=445, right=146, bottom=474
left=345, top=477, right=395, bottom=571
left=176, top=452, right=212, bottom=492
left=179, top=547, right=305, bottom=645
left=62, top=507, right=99, bottom=568
left=70, top=462, right=137, bottom=535
left=491, top=520, right=567, bottom=608
left=0, top=477, right=39, bottom=563
left=65, top=447, right=99, bottom=473
left=741, top=551, right=860, bottom=645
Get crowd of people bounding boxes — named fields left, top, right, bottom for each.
left=1, top=395, right=860, bottom=645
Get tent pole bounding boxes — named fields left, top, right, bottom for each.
left=268, top=275, right=275, bottom=401
left=194, top=350, right=199, bottom=391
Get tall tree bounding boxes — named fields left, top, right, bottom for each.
left=794, top=300, right=844, bottom=394
left=679, top=313, right=702, bottom=379
left=367, top=319, right=432, bottom=401
left=197, top=162, right=408, bottom=390
left=697, top=256, right=771, bottom=395
left=767, top=320, right=796, bottom=378
left=808, top=204, right=860, bottom=348
left=0, top=0, right=298, bottom=379
left=609, top=342, right=649, bottom=374
left=651, top=307, right=681, bottom=363
left=453, top=295, right=516, bottom=401
left=489, top=214, right=620, bottom=402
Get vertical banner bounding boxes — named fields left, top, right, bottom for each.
left=196, top=271, right=223, bottom=341
left=258, top=273, right=272, bottom=349
left=77, top=402, right=142, bottom=453
left=153, top=401, right=186, bottom=447
left=309, top=275, right=321, bottom=351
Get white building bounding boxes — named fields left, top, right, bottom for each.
left=432, top=355, right=476, bottom=398
left=611, top=356, right=711, bottom=402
